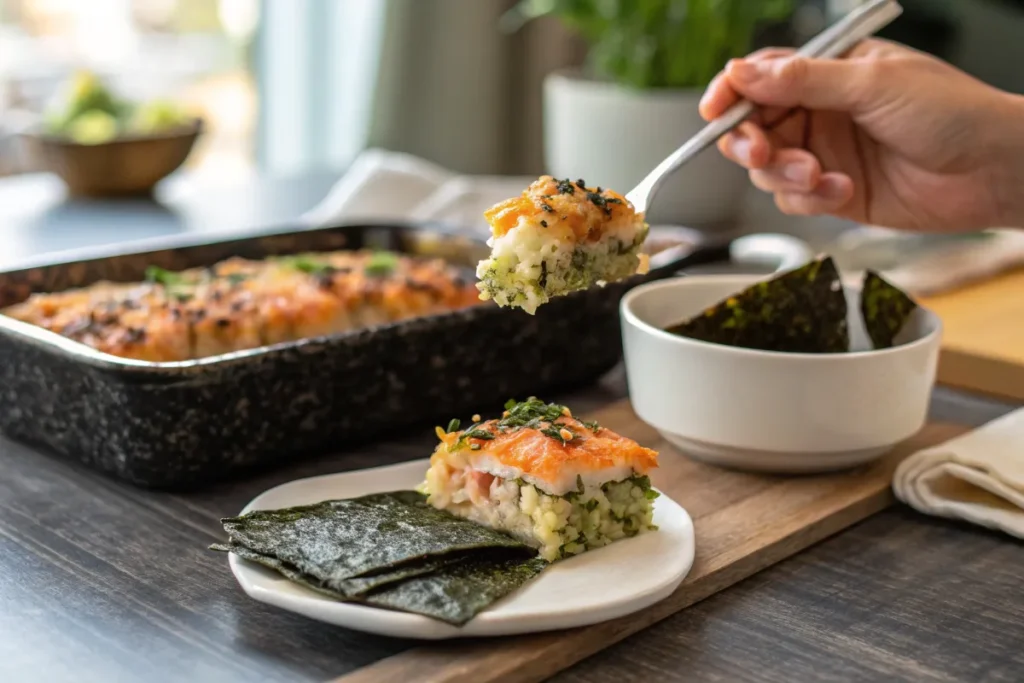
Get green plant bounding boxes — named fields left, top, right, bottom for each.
left=502, top=0, right=794, bottom=89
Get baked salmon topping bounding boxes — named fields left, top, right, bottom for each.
left=431, top=397, right=658, bottom=493
left=483, top=176, right=636, bottom=243
left=3, top=249, right=481, bottom=362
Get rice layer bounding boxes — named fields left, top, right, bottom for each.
left=423, top=470, right=658, bottom=562
left=476, top=219, right=648, bottom=315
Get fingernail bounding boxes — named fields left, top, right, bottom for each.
left=817, top=176, right=848, bottom=200
left=698, top=90, right=712, bottom=113
left=730, top=60, right=769, bottom=83
left=783, top=162, right=812, bottom=184
left=732, top=137, right=752, bottom=165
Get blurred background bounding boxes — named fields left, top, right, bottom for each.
left=2, top=0, right=1023, bottom=182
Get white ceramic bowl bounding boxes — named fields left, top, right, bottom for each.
left=620, top=275, right=943, bottom=473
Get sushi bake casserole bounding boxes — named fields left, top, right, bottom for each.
left=422, top=397, right=660, bottom=562
left=2, top=249, right=480, bottom=361
left=476, top=176, right=650, bottom=315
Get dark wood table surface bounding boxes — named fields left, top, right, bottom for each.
left=1, top=172, right=1022, bottom=683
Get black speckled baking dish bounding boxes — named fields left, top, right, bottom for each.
left=0, top=222, right=729, bottom=489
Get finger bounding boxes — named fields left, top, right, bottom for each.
left=716, top=122, right=772, bottom=169
left=773, top=173, right=856, bottom=216
left=698, top=72, right=733, bottom=121
left=725, top=55, right=876, bottom=112
left=748, top=149, right=823, bottom=193
left=699, top=48, right=796, bottom=121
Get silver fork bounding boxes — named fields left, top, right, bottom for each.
left=626, top=0, right=903, bottom=217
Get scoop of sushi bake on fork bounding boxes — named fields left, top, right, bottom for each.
left=627, top=0, right=904, bottom=227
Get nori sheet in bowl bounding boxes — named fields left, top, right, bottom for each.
left=861, top=270, right=918, bottom=349
left=665, top=256, right=920, bottom=353
left=666, top=256, right=849, bottom=353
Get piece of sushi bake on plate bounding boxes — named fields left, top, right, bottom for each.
left=215, top=397, right=695, bottom=640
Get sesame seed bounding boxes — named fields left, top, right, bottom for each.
left=472, top=414, right=481, bottom=423
left=562, top=407, right=572, bottom=417
left=434, top=426, right=446, bottom=441
left=559, top=428, right=573, bottom=441
left=502, top=410, right=510, bottom=418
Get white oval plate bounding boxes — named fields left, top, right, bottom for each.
left=227, top=459, right=695, bottom=640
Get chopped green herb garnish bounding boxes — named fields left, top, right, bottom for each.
left=365, top=251, right=399, bottom=277
left=540, top=425, right=572, bottom=443
left=499, top=397, right=591, bottom=444
left=582, top=419, right=600, bottom=432
left=451, top=424, right=496, bottom=450
left=470, top=443, right=481, bottom=451
left=225, top=272, right=250, bottom=285
left=145, top=266, right=182, bottom=286
left=446, top=418, right=461, bottom=433
left=645, top=489, right=660, bottom=500
left=279, top=255, right=333, bottom=275
left=499, top=397, right=566, bottom=429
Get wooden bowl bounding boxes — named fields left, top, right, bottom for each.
left=22, top=118, right=203, bottom=198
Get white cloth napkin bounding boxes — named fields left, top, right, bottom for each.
left=894, top=409, right=1024, bottom=540
left=300, top=148, right=533, bottom=234
left=834, top=226, right=1024, bottom=297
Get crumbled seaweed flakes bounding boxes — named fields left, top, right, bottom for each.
left=665, top=256, right=849, bottom=353
left=219, top=491, right=531, bottom=585
left=556, top=178, right=575, bottom=195
left=861, top=270, right=917, bottom=349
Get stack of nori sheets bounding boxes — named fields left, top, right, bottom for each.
left=212, top=490, right=546, bottom=626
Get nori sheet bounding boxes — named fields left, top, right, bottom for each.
left=861, top=270, right=918, bottom=349
left=218, top=542, right=546, bottom=626
left=220, top=491, right=532, bottom=590
left=361, top=554, right=548, bottom=626
left=665, top=256, right=849, bottom=353
left=210, top=542, right=463, bottom=597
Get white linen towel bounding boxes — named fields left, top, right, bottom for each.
left=893, top=408, right=1024, bottom=540
left=834, top=226, right=1024, bottom=297
left=300, top=148, right=532, bottom=233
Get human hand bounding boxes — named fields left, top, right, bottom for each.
left=699, top=39, right=1024, bottom=231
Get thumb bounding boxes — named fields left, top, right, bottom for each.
left=726, top=56, right=877, bottom=112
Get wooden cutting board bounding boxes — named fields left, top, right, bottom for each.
left=332, top=400, right=967, bottom=683
left=919, top=269, right=1024, bottom=402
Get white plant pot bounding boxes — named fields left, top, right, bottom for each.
left=543, top=69, right=749, bottom=229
